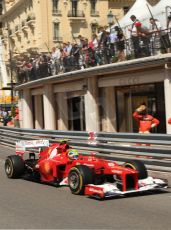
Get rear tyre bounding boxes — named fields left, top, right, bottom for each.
left=123, top=159, right=148, bottom=179
left=5, top=155, right=25, bottom=178
left=68, top=165, right=94, bottom=195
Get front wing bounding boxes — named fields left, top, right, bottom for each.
left=84, top=177, right=168, bottom=199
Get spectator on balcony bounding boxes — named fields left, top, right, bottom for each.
left=25, top=59, right=33, bottom=81
left=81, top=38, right=89, bottom=68
left=66, top=42, right=72, bottom=55
left=108, top=29, right=117, bottom=58
left=85, top=41, right=97, bottom=67
left=39, top=54, right=49, bottom=78
left=129, top=15, right=150, bottom=58
left=77, top=35, right=85, bottom=49
left=31, top=55, right=41, bottom=79
left=114, top=26, right=126, bottom=62
left=91, top=33, right=99, bottom=49
left=51, top=46, right=61, bottom=75
left=149, top=18, right=171, bottom=54
left=70, top=42, right=80, bottom=69
left=17, top=58, right=29, bottom=83
left=62, top=42, right=72, bottom=72
left=98, top=26, right=108, bottom=48
left=90, top=34, right=101, bottom=65
left=149, top=18, right=163, bottom=55
left=97, top=28, right=111, bottom=64
left=129, top=15, right=142, bottom=58
left=66, top=42, right=74, bottom=71
left=97, top=26, right=103, bottom=42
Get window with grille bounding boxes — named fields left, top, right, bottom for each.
left=90, top=0, right=97, bottom=14
left=52, top=0, right=59, bottom=13
left=53, top=22, right=59, bottom=40
left=71, top=0, right=78, bottom=17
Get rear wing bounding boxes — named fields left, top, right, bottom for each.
left=16, top=139, right=49, bottom=155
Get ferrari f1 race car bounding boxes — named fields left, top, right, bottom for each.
left=5, top=139, right=167, bottom=199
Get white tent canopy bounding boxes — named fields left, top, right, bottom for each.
left=152, top=0, right=171, bottom=28
left=116, top=0, right=153, bottom=29
left=111, top=0, right=153, bottom=38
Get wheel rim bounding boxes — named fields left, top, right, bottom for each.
left=69, top=171, right=80, bottom=190
left=5, top=160, right=12, bottom=176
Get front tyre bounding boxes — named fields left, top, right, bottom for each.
left=123, top=159, right=148, bottom=179
left=68, top=165, right=94, bottom=195
left=5, top=155, right=25, bottom=178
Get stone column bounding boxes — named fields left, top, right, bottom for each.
left=57, top=92, right=68, bottom=130
left=34, top=95, right=43, bottom=129
left=22, top=89, right=33, bottom=129
left=103, top=87, right=117, bottom=132
left=84, top=77, right=100, bottom=131
left=43, top=84, right=56, bottom=130
left=164, top=67, right=171, bottom=134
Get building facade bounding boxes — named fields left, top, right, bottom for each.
left=15, top=54, right=171, bottom=134
left=0, top=0, right=159, bottom=68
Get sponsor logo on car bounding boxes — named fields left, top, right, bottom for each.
left=89, top=188, right=103, bottom=194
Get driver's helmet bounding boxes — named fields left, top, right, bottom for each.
left=68, top=149, right=79, bottom=160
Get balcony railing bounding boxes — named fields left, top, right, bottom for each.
left=90, top=10, right=99, bottom=16
left=16, top=29, right=171, bottom=85
left=52, top=9, right=62, bottom=15
left=53, top=36, right=63, bottom=42
left=67, top=10, right=85, bottom=18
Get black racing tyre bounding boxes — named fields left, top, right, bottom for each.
left=68, top=165, right=94, bottom=195
left=123, top=159, right=148, bottom=179
left=5, top=155, right=25, bottom=178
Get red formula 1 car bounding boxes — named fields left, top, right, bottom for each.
left=5, top=140, right=167, bottom=199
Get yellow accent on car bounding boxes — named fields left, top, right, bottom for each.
left=125, top=163, right=136, bottom=170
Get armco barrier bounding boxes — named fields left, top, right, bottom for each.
left=0, top=126, right=171, bottom=173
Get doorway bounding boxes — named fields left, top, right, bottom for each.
left=116, top=83, right=166, bottom=133
left=68, top=96, right=85, bottom=131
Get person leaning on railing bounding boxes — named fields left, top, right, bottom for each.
left=129, top=15, right=151, bottom=58
left=114, top=26, right=126, bottom=62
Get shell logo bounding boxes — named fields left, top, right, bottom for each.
left=0, top=96, right=19, bottom=104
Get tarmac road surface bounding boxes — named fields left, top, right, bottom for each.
left=0, top=145, right=171, bottom=229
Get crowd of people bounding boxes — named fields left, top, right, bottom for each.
left=16, top=13, right=171, bottom=84
left=0, top=107, right=19, bottom=127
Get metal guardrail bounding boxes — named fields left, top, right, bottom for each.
left=0, top=126, right=171, bottom=172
